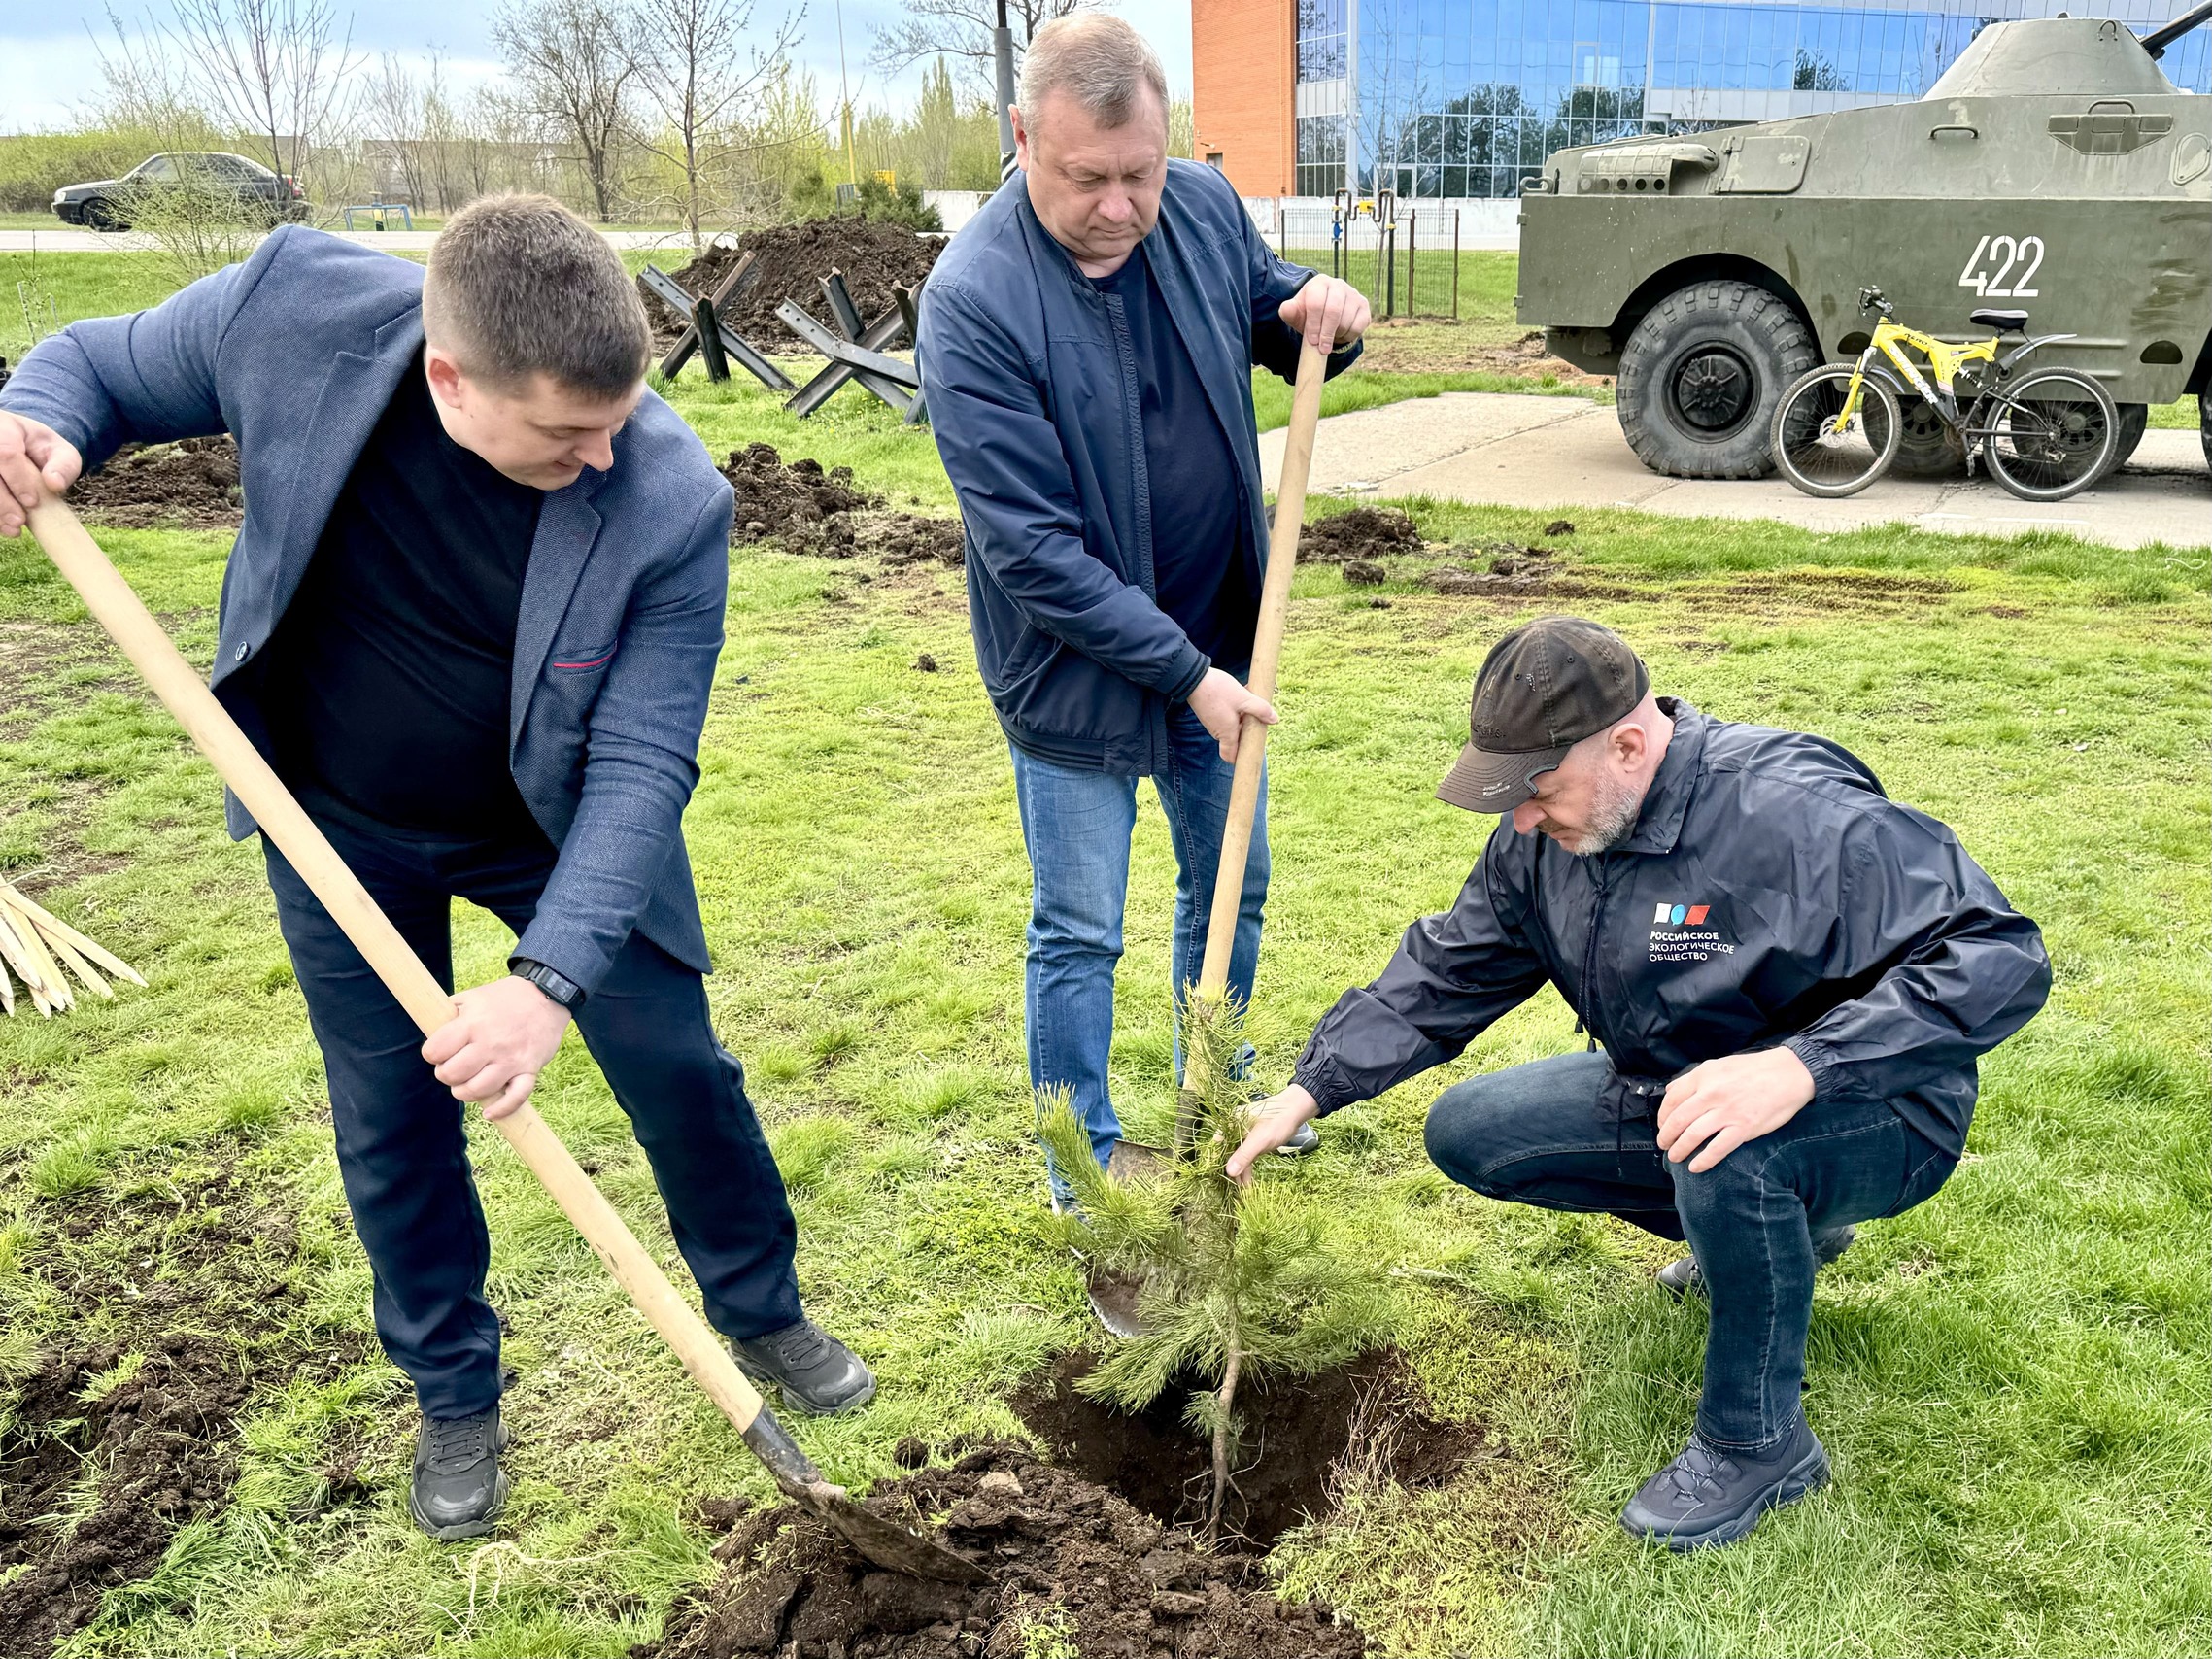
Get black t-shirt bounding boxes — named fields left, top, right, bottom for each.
left=257, top=351, right=548, bottom=840
left=1088, top=244, right=1254, bottom=677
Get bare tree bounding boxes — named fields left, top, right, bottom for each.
left=869, top=0, right=1101, bottom=97
left=493, top=0, right=640, bottom=221
left=630, top=0, right=805, bottom=254
left=164, top=0, right=363, bottom=187
left=362, top=52, right=432, bottom=209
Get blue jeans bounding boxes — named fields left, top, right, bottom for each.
left=1423, top=1051, right=1957, bottom=1451
left=1010, top=705, right=1268, bottom=1187
left=262, top=797, right=802, bottom=1420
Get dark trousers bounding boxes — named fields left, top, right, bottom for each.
left=1422, top=1050, right=1957, bottom=1452
left=262, top=804, right=801, bottom=1420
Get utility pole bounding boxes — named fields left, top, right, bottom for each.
left=995, top=0, right=1018, bottom=181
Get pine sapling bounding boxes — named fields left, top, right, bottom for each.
left=1039, top=990, right=1390, bottom=1538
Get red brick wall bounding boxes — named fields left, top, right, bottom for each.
left=1192, top=0, right=1293, bottom=196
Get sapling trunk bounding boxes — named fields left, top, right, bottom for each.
left=1207, top=1337, right=1242, bottom=1540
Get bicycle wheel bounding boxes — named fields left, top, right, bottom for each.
left=1978, top=368, right=2119, bottom=502
left=1770, top=365, right=1901, bottom=497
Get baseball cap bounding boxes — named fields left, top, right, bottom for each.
left=1437, top=617, right=1650, bottom=813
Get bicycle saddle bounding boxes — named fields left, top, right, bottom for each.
left=1970, top=308, right=2030, bottom=332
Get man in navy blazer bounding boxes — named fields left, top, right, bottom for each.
left=0, top=195, right=872, bottom=1540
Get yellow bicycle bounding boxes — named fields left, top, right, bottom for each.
left=1772, top=287, right=2119, bottom=501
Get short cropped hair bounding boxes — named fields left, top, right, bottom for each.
left=422, top=193, right=650, bottom=398
left=1018, top=15, right=1170, bottom=131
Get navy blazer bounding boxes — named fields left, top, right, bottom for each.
left=917, top=161, right=1356, bottom=775
left=2, top=227, right=735, bottom=994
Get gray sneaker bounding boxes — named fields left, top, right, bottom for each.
left=731, top=1319, right=875, bottom=1415
left=409, top=1405, right=510, bottom=1541
left=1620, top=1415, right=1830, bottom=1551
left=1658, top=1224, right=1856, bottom=1301
left=1275, top=1119, right=1320, bottom=1156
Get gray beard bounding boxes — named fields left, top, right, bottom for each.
left=1568, top=772, right=1647, bottom=856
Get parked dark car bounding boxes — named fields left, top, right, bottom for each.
left=52, top=152, right=309, bottom=231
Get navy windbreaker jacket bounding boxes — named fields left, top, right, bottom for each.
left=1290, top=702, right=2051, bottom=1158
left=917, top=160, right=1356, bottom=775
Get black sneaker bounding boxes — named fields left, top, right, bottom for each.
left=1658, top=1223, right=1856, bottom=1301
left=409, top=1405, right=510, bottom=1541
left=731, top=1319, right=875, bottom=1415
left=1620, top=1415, right=1830, bottom=1550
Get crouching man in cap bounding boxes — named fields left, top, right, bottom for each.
left=1226, top=617, right=2050, bottom=1549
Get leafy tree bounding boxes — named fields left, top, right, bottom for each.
left=1038, top=994, right=1391, bottom=1537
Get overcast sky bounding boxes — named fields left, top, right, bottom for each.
left=0, top=2, right=1197, bottom=135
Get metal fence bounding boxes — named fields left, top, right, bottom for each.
left=1270, top=202, right=1463, bottom=321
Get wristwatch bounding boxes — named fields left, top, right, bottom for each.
left=509, top=956, right=586, bottom=1011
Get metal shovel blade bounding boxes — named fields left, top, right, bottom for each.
left=747, top=1411, right=985, bottom=1582
left=1084, top=1139, right=1172, bottom=1338
left=788, top=1478, right=990, bottom=1583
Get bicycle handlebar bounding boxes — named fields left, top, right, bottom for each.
left=1858, top=285, right=1894, bottom=318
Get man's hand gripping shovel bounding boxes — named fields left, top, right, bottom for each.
left=21, top=491, right=983, bottom=1583
left=1085, top=340, right=1328, bottom=1338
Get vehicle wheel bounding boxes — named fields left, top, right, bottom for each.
left=1889, top=394, right=1966, bottom=478
left=1616, top=279, right=1818, bottom=479
left=2200, top=394, right=2210, bottom=474
left=2107, top=403, right=2148, bottom=472
left=1980, top=369, right=2120, bottom=502
left=1771, top=366, right=1902, bottom=497
left=81, top=198, right=124, bottom=232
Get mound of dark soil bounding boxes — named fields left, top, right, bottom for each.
left=1011, top=1350, right=1483, bottom=1547
left=1297, top=507, right=1423, bottom=564
left=0, top=1166, right=361, bottom=1654
left=644, top=220, right=943, bottom=349
left=724, top=442, right=878, bottom=547
left=68, top=436, right=242, bottom=529
left=648, top=1440, right=1364, bottom=1659
left=721, top=443, right=963, bottom=566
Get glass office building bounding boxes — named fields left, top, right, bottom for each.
left=1292, top=1, right=2211, bottom=197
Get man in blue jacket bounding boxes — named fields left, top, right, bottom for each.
left=1228, top=617, right=2050, bottom=1550
left=918, top=16, right=1369, bottom=1195
left=0, top=195, right=872, bottom=1540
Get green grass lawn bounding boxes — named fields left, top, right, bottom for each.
left=1, top=463, right=2205, bottom=1655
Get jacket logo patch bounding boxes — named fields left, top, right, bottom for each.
left=1650, top=900, right=1730, bottom=963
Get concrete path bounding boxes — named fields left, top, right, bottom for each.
left=1261, top=391, right=2211, bottom=550
left=1, top=226, right=705, bottom=254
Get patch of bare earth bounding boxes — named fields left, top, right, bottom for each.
left=1355, top=322, right=1612, bottom=389
left=0, top=1165, right=367, bottom=1655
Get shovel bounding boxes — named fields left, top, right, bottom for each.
left=1087, top=338, right=1330, bottom=1337
left=24, top=491, right=983, bottom=1584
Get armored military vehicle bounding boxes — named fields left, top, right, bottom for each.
left=1517, top=6, right=2212, bottom=480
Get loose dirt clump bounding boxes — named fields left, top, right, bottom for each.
left=647, top=1441, right=1365, bottom=1659
left=643, top=220, right=943, bottom=349
left=721, top=444, right=963, bottom=567
left=724, top=443, right=877, bottom=549
left=1011, top=1350, right=1483, bottom=1547
left=67, top=437, right=243, bottom=530
left=1298, top=507, right=1423, bottom=564
left=1342, top=559, right=1386, bottom=586
left=0, top=1164, right=361, bottom=1655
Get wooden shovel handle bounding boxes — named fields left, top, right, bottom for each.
left=26, top=491, right=772, bottom=1439
left=1193, top=339, right=1327, bottom=1003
